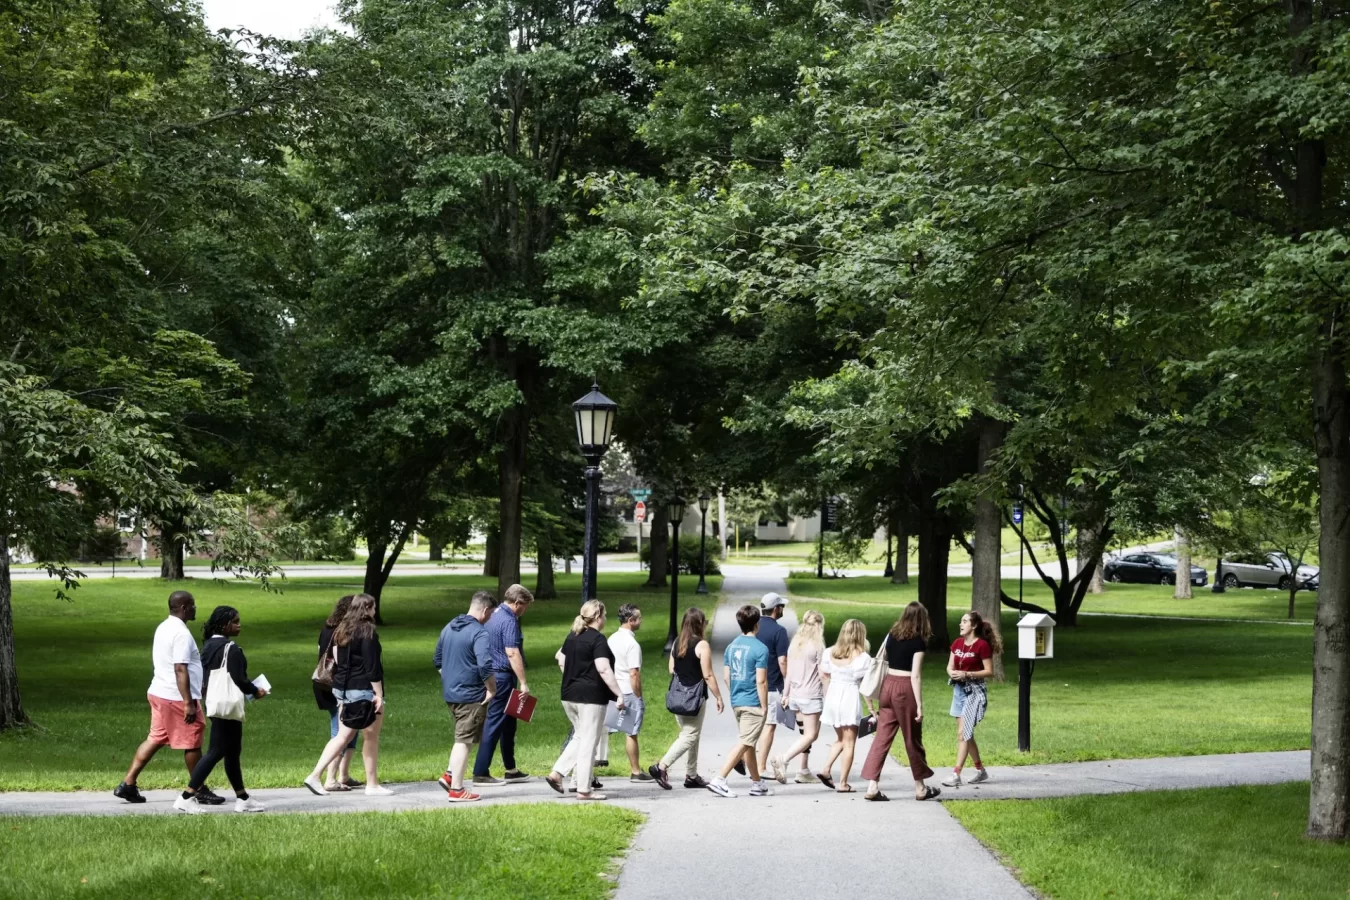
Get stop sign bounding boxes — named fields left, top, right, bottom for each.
left=634, top=501, right=646, bottom=523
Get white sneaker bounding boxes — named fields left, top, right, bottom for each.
left=941, top=772, right=962, bottom=787
left=234, top=797, right=266, bottom=813
left=795, top=771, right=817, bottom=785
left=706, top=778, right=736, bottom=798
left=748, top=782, right=774, bottom=797
left=173, top=795, right=205, bottom=815
left=967, top=768, right=989, bottom=784
left=365, top=785, right=395, bottom=796
left=302, top=775, right=328, bottom=796
left=769, top=755, right=786, bottom=785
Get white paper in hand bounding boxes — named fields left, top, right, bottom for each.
left=253, top=674, right=272, bottom=694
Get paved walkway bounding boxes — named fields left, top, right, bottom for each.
left=0, top=565, right=1314, bottom=899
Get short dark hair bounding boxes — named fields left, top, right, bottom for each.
left=618, top=603, right=640, bottom=623
left=736, top=605, right=760, bottom=634
left=168, top=591, right=194, bottom=612
left=470, top=590, right=498, bottom=613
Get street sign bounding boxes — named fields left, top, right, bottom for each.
left=630, top=488, right=651, bottom=501
left=634, top=501, right=646, bottom=523
left=1012, top=503, right=1024, bottom=526
left=821, top=496, right=839, bottom=532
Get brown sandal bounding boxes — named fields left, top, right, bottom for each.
left=864, top=791, right=889, bottom=801
left=836, top=785, right=855, bottom=794
left=816, top=772, right=835, bottom=789
left=916, top=786, right=941, bottom=801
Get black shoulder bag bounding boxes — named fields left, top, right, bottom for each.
left=338, top=641, right=379, bottom=730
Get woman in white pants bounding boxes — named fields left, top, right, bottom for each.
left=546, top=601, right=624, bottom=801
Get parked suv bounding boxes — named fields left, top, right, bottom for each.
left=1219, top=553, right=1318, bottom=591
left=1104, top=552, right=1208, bottom=586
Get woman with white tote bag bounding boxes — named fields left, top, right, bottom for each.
left=174, top=606, right=269, bottom=814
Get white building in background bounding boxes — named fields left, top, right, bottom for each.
left=615, top=506, right=824, bottom=546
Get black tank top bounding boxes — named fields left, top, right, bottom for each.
left=672, top=644, right=704, bottom=688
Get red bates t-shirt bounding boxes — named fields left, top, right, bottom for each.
left=950, top=638, right=992, bottom=672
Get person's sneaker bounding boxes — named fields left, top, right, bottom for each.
left=648, top=764, right=672, bottom=790
left=173, top=795, right=205, bottom=815
left=941, top=772, right=963, bottom=788
left=769, top=754, right=787, bottom=785
left=684, top=774, right=708, bottom=789
left=733, top=760, right=747, bottom=776
left=967, top=768, right=990, bottom=785
left=748, top=782, right=775, bottom=797
left=113, top=782, right=146, bottom=804
left=706, top=777, right=736, bottom=798
left=446, top=788, right=481, bottom=803
left=630, top=771, right=655, bottom=783
left=795, top=771, right=818, bottom=785
left=195, top=785, right=227, bottom=806
left=473, top=775, right=506, bottom=786
left=596, top=759, right=609, bottom=768
left=365, top=785, right=395, bottom=796
left=234, top=798, right=266, bottom=813
left=503, top=769, right=531, bottom=782
left=302, top=775, right=329, bottom=796
left=436, top=771, right=453, bottom=792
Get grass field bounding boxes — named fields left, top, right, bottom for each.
left=2, top=572, right=717, bottom=791
left=0, top=804, right=641, bottom=900
left=784, top=576, right=1312, bottom=766
left=949, top=783, right=1349, bottom=900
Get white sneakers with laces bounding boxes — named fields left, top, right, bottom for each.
left=706, top=777, right=736, bottom=798
left=235, top=797, right=266, bottom=813
left=748, top=782, right=774, bottom=797
left=173, top=795, right=205, bottom=814
left=967, top=768, right=990, bottom=784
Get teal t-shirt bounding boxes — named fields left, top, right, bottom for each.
left=724, top=634, right=769, bottom=708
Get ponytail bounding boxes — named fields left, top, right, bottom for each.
left=572, top=599, right=606, bottom=635
left=965, top=610, right=1003, bottom=655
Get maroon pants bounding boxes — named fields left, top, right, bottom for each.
left=862, top=674, right=933, bottom=782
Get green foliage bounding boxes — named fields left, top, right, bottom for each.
left=639, top=535, right=722, bottom=576
left=807, top=531, right=869, bottom=578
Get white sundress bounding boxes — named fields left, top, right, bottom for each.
left=820, top=649, right=872, bottom=728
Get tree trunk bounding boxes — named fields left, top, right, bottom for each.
left=645, top=504, right=669, bottom=587
left=363, top=526, right=412, bottom=625
left=0, top=531, right=27, bottom=729
left=497, top=405, right=528, bottom=600
left=917, top=504, right=951, bottom=650
left=1078, top=523, right=1106, bottom=594
left=1310, top=329, right=1350, bottom=840
left=971, top=416, right=1004, bottom=679
left=1173, top=526, right=1192, bottom=600
left=428, top=538, right=443, bottom=562
left=891, top=513, right=909, bottom=585
left=483, top=530, right=500, bottom=579
left=157, top=518, right=185, bottom=580
left=535, top=536, right=557, bottom=600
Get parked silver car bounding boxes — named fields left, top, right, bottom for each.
left=1219, top=552, right=1318, bottom=591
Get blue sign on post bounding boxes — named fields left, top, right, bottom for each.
left=1012, top=503, right=1024, bottom=526
left=630, top=489, right=651, bottom=501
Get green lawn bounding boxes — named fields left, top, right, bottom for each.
left=2, top=572, right=717, bottom=791
left=0, top=805, right=641, bottom=900
left=949, top=783, right=1349, bottom=900
left=785, top=576, right=1311, bottom=766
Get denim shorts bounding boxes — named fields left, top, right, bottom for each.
left=328, top=708, right=359, bottom=750
left=949, top=683, right=970, bottom=717
left=333, top=688, right=375, bottom=704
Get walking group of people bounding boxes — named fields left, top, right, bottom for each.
left=111, top=585, right=1002, bottom=810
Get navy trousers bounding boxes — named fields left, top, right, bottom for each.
left=473, top=672, right=518, bottom=776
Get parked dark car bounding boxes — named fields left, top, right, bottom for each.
left=1104, top=552, right=1208, bottom=586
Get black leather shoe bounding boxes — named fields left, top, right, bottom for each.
left=195, top=785, right=227, bottom=805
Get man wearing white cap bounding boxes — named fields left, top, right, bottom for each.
left=755, top=592, right=793, bottom=782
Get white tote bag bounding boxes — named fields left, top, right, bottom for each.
left=859, top=638, right=889, bottom=702
left=205, top=642, right=247, bottom=721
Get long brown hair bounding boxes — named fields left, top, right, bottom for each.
left=334, top=593, right=377, bottom=646
left=325, top=594, right=354, bottom=630
left=891, top=602, right=933, bottom=643
left=675, top=607, right=707, bottom=658
left=964, top=610, right=1003, bottom=654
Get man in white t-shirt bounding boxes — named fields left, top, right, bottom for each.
left=114, top=591, right=219, bottom=804
left=605, top=604, right=654, bottom=784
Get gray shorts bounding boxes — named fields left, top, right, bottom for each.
left=765, top=692, right=796, bottom=728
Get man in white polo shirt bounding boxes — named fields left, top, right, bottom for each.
left=605, top=604, right=656, bottom=785
left=114, top=591, right=222, bottom=804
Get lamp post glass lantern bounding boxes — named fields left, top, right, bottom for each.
left=696, top=493, right=710, bottom=594
left=572, top=383, right=617, bottom=602
left=665, top=496, right=687, bottom=651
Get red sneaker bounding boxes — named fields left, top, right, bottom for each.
left=436, top=771, right=453, bottom=792
left=446, top=788, right=481, bottom=803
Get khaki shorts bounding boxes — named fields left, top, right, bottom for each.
left=449, top=701, right=488, bottom=745
left=734, top=706, right=765, bottom=747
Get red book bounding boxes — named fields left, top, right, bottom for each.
left=504, top=689, right=537, bottom=723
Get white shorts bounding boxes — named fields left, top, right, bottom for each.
left=787, top=696, right=824, bottom=716
left=765, top=692, right=797, bottom=728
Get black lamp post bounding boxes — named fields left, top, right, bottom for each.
left=572, top=383, right=618, bottom=602
left=696, top=493, right=710, bottom=594
left=665, top=495, right=687, bottom=652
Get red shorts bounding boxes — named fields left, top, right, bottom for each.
left=147, top=694, right=205, bottom=750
